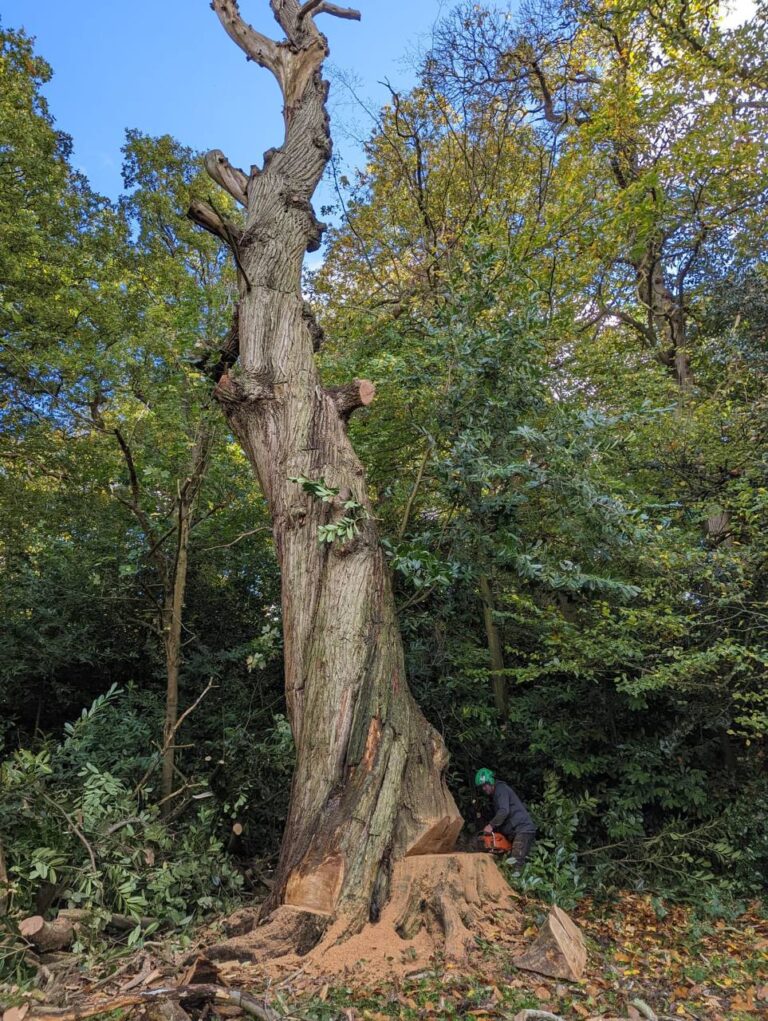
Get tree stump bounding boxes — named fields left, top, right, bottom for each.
left=205, top=853, right=522, bottom=977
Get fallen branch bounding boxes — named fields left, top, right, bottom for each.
left=37, top=793, right=97, bottom=875
left=19, top=911, right=156, bottom=953
left=25, top=984, right=281, bottom=1021
left=631, top=999, right=658, bottom=1021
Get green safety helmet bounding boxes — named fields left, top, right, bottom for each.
left=474, top=768, right=495, bottom=787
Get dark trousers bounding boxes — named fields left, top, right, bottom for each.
left=507, top=830, right=536, bottom=867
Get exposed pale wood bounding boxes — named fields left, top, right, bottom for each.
left=20, top=914, right=77, bottom=954
left=513, top=906, right=587, bottom=981
left=204, top=854, right=522, bottom=972
left=324, top=379, right=376, bottom=419
left=187, top=200, right=241, bottom=246
left=299, top=0, right=361, bottom=21
left=211, top=1, right=281, bottom=75
left=204, top=150, right=249, bottom=206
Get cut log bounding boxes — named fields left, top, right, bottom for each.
left=3, top=1008, right=30, bottom=1021
left=19, top=914, right=78, bottom=954
left=19, top=910, right=153, bottom=952
left=512, top=905, right=586, bottom=981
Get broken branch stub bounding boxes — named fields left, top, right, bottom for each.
left=325, top=379, right=376, bottom=419
left=204, top=150, right=249, bottom=206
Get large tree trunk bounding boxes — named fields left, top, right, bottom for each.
left=196, top=1, right=462, bottom=942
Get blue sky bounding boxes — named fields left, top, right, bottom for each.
left=3, top=1, right=449, bottom=203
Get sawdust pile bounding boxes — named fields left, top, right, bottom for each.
left=203, top=853, right=525, bottom=984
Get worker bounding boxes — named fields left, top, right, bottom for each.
left=475, top=767, right=536, bottom=868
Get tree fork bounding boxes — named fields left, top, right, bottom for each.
left=196, top=0, right=463, bottom=948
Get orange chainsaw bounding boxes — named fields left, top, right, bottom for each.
left=476, top=830, right=513, bottom=854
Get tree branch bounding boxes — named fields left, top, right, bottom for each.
left=38, top=792, right=97, bottom=875
left=211, top=0, right=281, bottom=75
left=204, top=149, right=249, bottom=206
left=133, top=680, right=216, bottom=798
left=187, top=199, right=241, bottom=246
left=325, top=379, right=376, bottom=419
left=188, top=200, right=251, bottom=290
left=299, top=0, right=361, bottom=20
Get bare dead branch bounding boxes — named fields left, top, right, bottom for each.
left=202, top=527, right=272, bottom=552
left=133, top=680, right=216, bottom=797
left=187, top=199, right=240, bottom=245
left=204, top=149, right=249, bottom=206
left=300, top=0, right=361, bottom=20
left=211, top=0, right=281, bottom=76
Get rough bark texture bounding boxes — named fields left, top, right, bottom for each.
left=201, top=0, right=462, bottom=943
left=19, top=912, right=81, bottom=953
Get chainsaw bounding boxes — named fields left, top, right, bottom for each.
left=476, top=830, right=513, bottom=854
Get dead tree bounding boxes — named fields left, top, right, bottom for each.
left=190, top=1, right=464, bottom=951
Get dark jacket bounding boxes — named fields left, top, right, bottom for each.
left=488, top=780, right=535, bottom=836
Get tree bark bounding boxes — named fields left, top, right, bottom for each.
left=201, top=0, right=461, bottom=938
left=160, top=425, right=213, bottom=810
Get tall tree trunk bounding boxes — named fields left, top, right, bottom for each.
left=478, top=575, right=509, bottom=718
left=159, top=505, right=191, bottom=810
left=160, top=425, right=212, bottom=809
left=195, top=1, right=461, bottom=937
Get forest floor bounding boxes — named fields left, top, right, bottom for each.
left=196, top=891, right=768, bottom=1021
left=3, top=890, right=766, bottom=1021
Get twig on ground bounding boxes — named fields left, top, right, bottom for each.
left=513, top=1011, right=566, bottom=1021
left=631, top=999, right=658, bottom=1021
